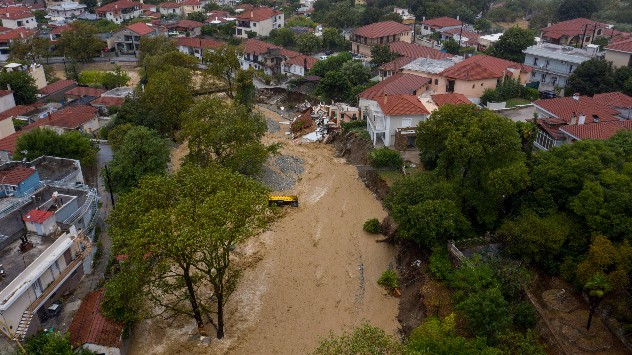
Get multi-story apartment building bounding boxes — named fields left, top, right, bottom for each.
left=524, top=42, right=602, bottom=93
left=235, top=6, right=284, bottom=38
left=351, top=21, right=412, bottom=58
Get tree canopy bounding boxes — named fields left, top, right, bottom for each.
left=58, top=22, right=104, bottom=62
left=14, top=128, right=98, bottom=166
left=0, top=70, right=37, bottom=105
left=487, top=27, right=536, bottom=63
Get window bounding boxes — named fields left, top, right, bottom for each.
left=531, top=71, right=536, bottom=78
left=533, top=57, right=538, bottom=66
left=480, top=83, right=483, bottom=87
left=252, top=22, right=256, bottom=27
left=472, top=84, right=475, bottom=89
left=434, top=79, right=438, bottom=85
left=541, top=73, right=546, bottom=81
left=597, top=29, right=602, bottom=35
left=569, top=65, right=573, bottom=73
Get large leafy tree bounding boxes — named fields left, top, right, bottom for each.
left=58, top=22, right=104, bottom=62
left=556, top=0, right=599, bottom=21
left=269, top=27, right=296, bottom=47
left=181, top=97, right=273, bottom=175
left=105, top=126, right=170, bottom=194
left=108, top=165, right=270, bottom=339
left=566, top=58, right=616, bottom=96
left=13, top=128, right=97, bottom=166
left=8, top=37, right=52, bottom=63
left=296, top=33, right=321, bottom=55
left=315, top=70, right=352, bottom=102
left=416, top=105, right=529, bottom=228
left=310, top=51, right=352, bottom=77
left=138, top=36, right=177, bottom=64
left=487, top=27, right=536, bottom=63
left=341, top=60, right=371, bottom=86
left=456, top=287, right=512, bottom=342
left=235, top=68, right=256, bottom=110
left=442, top=38, right=461, bottom=55
left=0, top=70, right=37, bottom=105
left=321, top=27, right=348, bottom=51
left=370, top=44, right=397, bottom=67
left=313, top=323, right=403, bottom=354
left=204, top=45, right=242, bottom=98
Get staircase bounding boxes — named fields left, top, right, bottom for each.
left=13, top=311, right=32, bottom=342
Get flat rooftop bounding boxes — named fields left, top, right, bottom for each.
left=524, top=43, right=601, bottom=63
left=0, top=233, right=58, bottom=291
left=29, top=156, right=80, bottom=183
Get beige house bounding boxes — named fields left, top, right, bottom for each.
left=364, top=94, right=430, bottom=148
left=351, top=21, right=412, bottom=58
left=96, top=0, right=142, bottom=24
left=235, top=6, right=284, bottom=38
left=605, top=38, right=632, bottom=68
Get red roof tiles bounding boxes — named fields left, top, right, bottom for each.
left=0, top=11, right=33, bottom=20
left=431, top=93, right=471, bottom=107
left=66, top=87, right=106, bottom=98
left=389, top=41, right=453, bottom=60
left=375, top=94, right=429, bottom=115
left=541, top=18, right=608, bottom=40
left=0, top=105, right=36, bottom=120
left=22, top=209, right=54, bottom=224
left=379, top=56, right=415, bottom=72
left=91, top=96, right=125, bottom=107
left=42, top=105, right=97, bottom=129
left=359, top=73, right=431, bottom=100
left=420, top=16, right=462, bottom=28
left=0, top=166, right=36, bottom=185
left=0, top=89, right=11, bottom=97
left=284, top=54, right=318, bottom=70
left=235, top=6, right=282, bottom=22
left=175, top=37, right=223, bottom=49
left=605, top=38, right=632, bottom=54
left=124, top=22, right=155, bottom=36
left=243, top=38, right=279, bottom=55
left=38, top=80, right=76, bottom=96
left=535, top=96, right=620, bottom=123
left=69, top=289, right=124, bottom=349
left=593, top=92, right=632, bottom=108
left=0, top=28, right=34, bottom=41
left=439, top=54, right=531, bottom=81
left=159, top=1, right=181, bottom=8
left=561, top=120, right=632, bottom=140
left=96, top=0, right=141, bottom=13
left=169, top=19, right=203, bottom=29
left=353, top=21, right=410, bottom=39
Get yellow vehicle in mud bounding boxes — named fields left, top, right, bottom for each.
left=268, top=195, right=299, bottom=207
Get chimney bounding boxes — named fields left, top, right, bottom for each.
left=572, top=93, right=580, bottom=100
left=6, top=84, right=11, bottom=92
left=570, top=112, right=577, bottom=125
left=547, top=22, right=551, bottom=27
left=578, top=113, right=586, bottom=125
left=456, top=15, right=459, bottom=21
left=384, top=94, right=388, bottom=104
left=250, top=10, right=253, bottom=17
left=423, top=16, right=425, bottom=21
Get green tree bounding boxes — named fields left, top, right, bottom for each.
left=106, top=122, right=135, bottom=150
left=24, top=331, right=78, bottom=355
left=106, top=126, right=170, bottom=193
left=204, top=44, right=242, bottom=98
left=313, top=323, right=403, bottom=354
left=341, top=60, right=371, bottom=86
left=322, top=27, right=348, bottom=50
left=102, top=65, right=131, bottom=89
left=57, top=22, right=104, bottom=62
left=296, top=33, right=321, bottom=55
left=235, top=68, right=256, bottom=110
left=315, top=70, right=352, bottom=102
left=442, top=38, right=461, bottom=55
left=583, top=273, right=610, bottom=331
left=370, top=44, right=397, bottom=67
left=557, top=0, right=599, bottom=21
left=187, top=11, right=206, bottom=22
left=181, top=97, right=273, bottom=175
left=575, top=236, right=632, bottom=292
left=269, top=27, right=296, bottom=47
left=487, top=27, right=536, bottom=63
left=416, top=105, right=529, bottom=227
left=310, top=52, right=352, bottom=77
left=142, top=50, right=199, bottom=78
left=385, top=172, right=472, bottom=247
left=108, top=165, right=270, bottom=339
left=13, top=128, right=97, bottom=166
left=8, top=37, right=52, bottom=63
left=456, top=287, right=512, bottom=342
left=0, top=70, right=37, bottom=105
left=138, top=36, right=177, bottom=64
left=566, top=58, right=616, bottom=96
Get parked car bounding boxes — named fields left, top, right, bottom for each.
left=319, top=55, right=328, bottom=60
left=539, top=90, right=556, bottom=99
left=324, top=49, right=334, bottom=55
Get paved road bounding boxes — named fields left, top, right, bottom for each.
left=43, top=56, right=139, bottom=64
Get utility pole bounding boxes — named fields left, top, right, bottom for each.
left=591, top=23, right=598, bottom=44
left=458, top=22, right=464, bottom=47
left=580, top=24, right=588, bottom=48
left=103, top=164, right=115, bottom=208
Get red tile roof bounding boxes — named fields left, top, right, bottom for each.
left=175, top=37, right=223, bottom=49
left=0, top=105, right=36, bottom=120
left=66, top=87, right=106, bottom=98
left=441, top=28, right=480, bottom=45
left=375, top=94, right=429, bottom=115
left=0, top=28, right=34, bottom=41
left=431, top=93, right=471, bottom=107
left=0, top=166, right=36, bottom=185
left=379, top=56, right=415, bottom=72
left=96, top=0, right=141, bottom=13
left=353, top=21, right=411, bottom=39
left=284, top=54, right=318, bottom=69
left=0, top=26, right=11, bottom=33
left=50, top=24, right=71, bottom=35
left=280, top=48, right=301, bottom=58
left=0, top=131, right=23, bottom=153
left=420, top=16, right=462, bottom=28
left=0, top=89, right=11, bottom=97
left=243, top=38, right=279, bottom=55
left=235, top=6, right=282, bottom=22
left=69, top=289, right=123, bottom=349
left=389, top=41, right=453, bottom=60
left=561, top=120, right=632, bottom=140
left=124, top=22, right=155, bottom=36
left=180, top=0, right=201, bottom=5
left=169, top=19, right=203, bottom=29
left=593, top=92, right=632, bottom=108
left=605, top=38, right=632, bottom=54
left=439, top=54, right=531, bottom=81
left=534, top=96, right=620, bottom=124
left=159, top=1, right=181, bottom=8
left=22, top=209, right=54, bottom=223
left=41, top=105, right=98, bottom=129
left=38, top=80, right=76, bottom=95
left=541, top=18, right=608, bottom=40
left=358, top=73, right=431, bottom=100
left=0, top=11, right=34, bottom=20
left=91, top=96, right=125, bottom=107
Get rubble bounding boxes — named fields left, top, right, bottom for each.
left=256, top=155, right=304, bottom=191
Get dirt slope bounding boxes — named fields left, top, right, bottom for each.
left=127, top=106, right=399, bottom=354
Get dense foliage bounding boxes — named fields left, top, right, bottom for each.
left=566, top=58, right=632, bottom=96
left=0, top=70, right=37, bottom=105
left=14, top=128, right=98, bottom=166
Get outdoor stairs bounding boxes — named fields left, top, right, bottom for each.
left=13, top=311, right=32, bottom=342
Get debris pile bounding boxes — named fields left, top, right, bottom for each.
left=256, top=155, right=305, bottom=191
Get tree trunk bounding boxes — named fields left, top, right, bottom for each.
left=183, top=266, right=207, bottom=336
left=216, top=292, right=224, bottom=339
left=586, top=304, right=596, bottom=331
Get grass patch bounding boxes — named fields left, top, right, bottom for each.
left=378, top=170, right=403, bottom=187
left=505, top=97, right=531, bottom=107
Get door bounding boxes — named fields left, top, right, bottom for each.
left=33, top=279, right=43, bottom=297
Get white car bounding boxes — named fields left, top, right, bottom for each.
left=319, top=55, right=328, bottom=60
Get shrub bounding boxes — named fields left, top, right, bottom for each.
left=429, top=247, right=453, bottom=281
left=378, top=268, right=398, bottom=290
left=363, top=218, right=382, bottom=234
left=511, top=301, right=538, bottom=330
left=369, top=147, right=403, bottom=169
left=341, top=120, right=365, bottom=132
